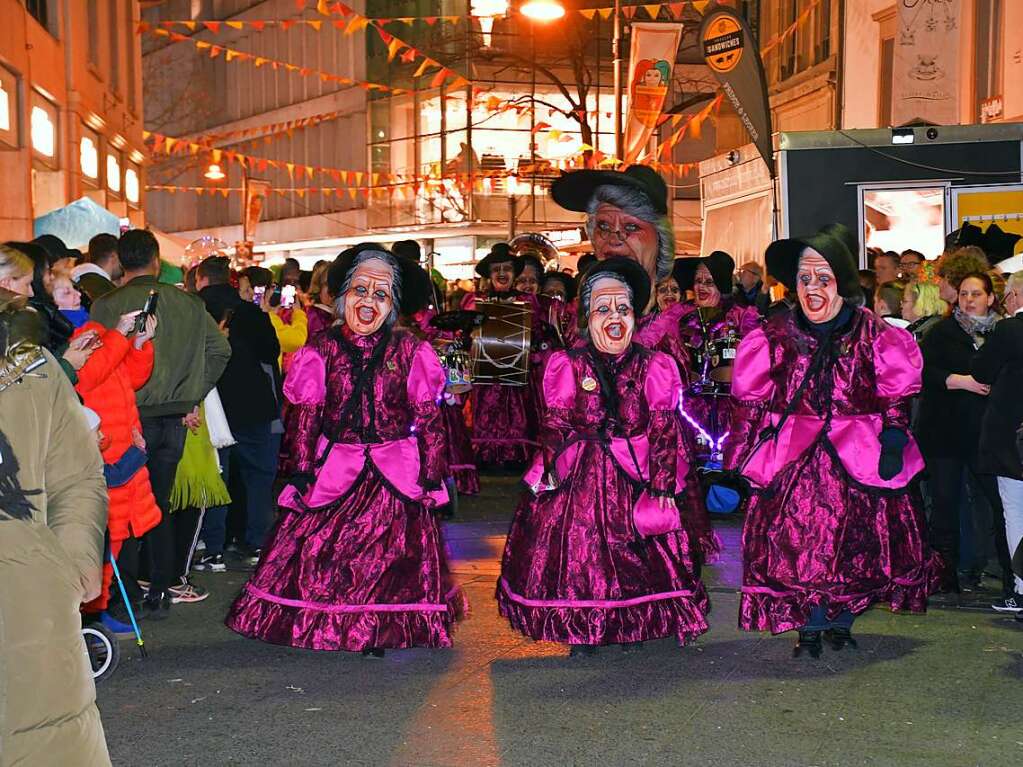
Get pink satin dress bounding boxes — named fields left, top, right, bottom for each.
left=726, top=308, right=940, bottom=634
left=497, top=345, right=710, bottom=646
left=226, top=327, right=467, bottom=651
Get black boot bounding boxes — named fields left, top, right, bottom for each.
left=823, top=627, right=858, bottom=651
left=793, top=630, right=822, bottom=659
left=361, top=648, right=385, bottom=659
left=569, top=644, right=598, bottom=657
left=620, top=641, right=644, bottom=653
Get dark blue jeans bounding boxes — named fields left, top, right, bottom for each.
left=228, top=421, right=278, bottom=550
left=803, top=605, right=855, bottom=632
left=199, top=447, right=232, bottom=556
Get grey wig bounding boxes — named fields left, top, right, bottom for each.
left=335, top=249, right=403, bottom=328
left=577, top=270, right=633, bottom=341
left=584, top=184, right=675, bottom=281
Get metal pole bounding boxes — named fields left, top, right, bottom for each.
left=613, top=0, right=623, bottom=162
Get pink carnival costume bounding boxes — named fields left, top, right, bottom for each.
left=226, top=245, right=465, bottom=654
left=726, top=231, right=939, bottom=656
left=498, top=259, right=710, bottom=652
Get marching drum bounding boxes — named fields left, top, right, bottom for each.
left=433, top=340, right=473, bottom=394
left=471, top=300, right=532, bottom=386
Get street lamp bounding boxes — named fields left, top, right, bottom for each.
left=204, top=162, right=225, bottom=181
left=521, top=0, right=565, bottom=21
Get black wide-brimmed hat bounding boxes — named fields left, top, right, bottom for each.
left=765, top=230, right=860, bottom=299
left=983, top=223, right=1022, bottom=263
left=328, top=243, right=433, bottom=315
left=670, top=257, right=698, bottom=290
left=391, top=239, right=422, bottom=262
left=945, top=222, right=986, bottom=252
left=33, top=234, right=80, bottom=266
left=680, top=250, right=734, bottom=294
left=540, top=270, right=578, bottom=302
left=578, top=256, right=652, bottom=319
left=474, top=242, right=523, bottom=279
left=551, top=165, right=668, bottom=216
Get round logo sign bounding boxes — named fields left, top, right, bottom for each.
left=702, top=13, right=744, bottom=74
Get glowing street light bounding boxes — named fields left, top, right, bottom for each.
left=204, top=162, right=225, bottom=181
left=521, top=0, right=565, bottom=21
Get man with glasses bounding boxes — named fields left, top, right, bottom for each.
left=971, top=270, right=1023, bottom=618
left=899, top=250, right=925, bottom=282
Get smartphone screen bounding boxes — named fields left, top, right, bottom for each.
left=253, top=286, right=266, bottom=305
left=280, top=285, right=297, bottom=309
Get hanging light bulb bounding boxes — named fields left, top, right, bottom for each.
left=204, top=162, right=225, bottom=181
left=521, top=0, right=565, bottom=21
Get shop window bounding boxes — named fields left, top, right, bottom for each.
left=125, top=165, right=140, bottom=205
left=80, top=129, right=99, bottom=180
left=0, top=66, right=17, bottom=148
left=107, top=153, right=122, bottom=195
left=30, top=92, right=58, bottom=166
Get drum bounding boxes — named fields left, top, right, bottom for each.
left=433, top=339, right=473, bottom=394
left=471, top=300, right=532, bottom=386
left=709, top=332, right=739, bottom=383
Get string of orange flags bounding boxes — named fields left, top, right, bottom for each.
left=140, top=26, right=470, bottom=94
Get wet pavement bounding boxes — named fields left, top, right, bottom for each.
left=98, top=475, right=1022, bottom=767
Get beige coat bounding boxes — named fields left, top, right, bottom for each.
left=0, top=336, right=111, bottom=766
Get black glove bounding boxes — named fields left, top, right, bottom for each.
left=289, top=473, right=315, bottom=495
left=877, top=428, right=908, bottom=481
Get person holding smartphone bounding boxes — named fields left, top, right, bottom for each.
left=89, top=231, right=230, bottom=619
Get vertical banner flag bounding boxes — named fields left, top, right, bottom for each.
left=624, top=22, right=684, bottom=163
left=243, top=178, right=272, bottom=243
left=699, top=4, right=774, bottom=176
left=892, top=0, right=962, bottom=126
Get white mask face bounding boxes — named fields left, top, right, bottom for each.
left=588, top=277, right=635, bottom=354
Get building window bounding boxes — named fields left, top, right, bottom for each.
left=87, top=1, right=100, bottom=68
left=80, top=131, right=99, bottom=180
left=974, top=0, right=1004, bottom=120
left=30, top=92, right=57, bottom=164
left=107, top=152, right=122, bottom=195
left=25, top=0, right=49, bottom=33
left=778, top=0, right=833, bottom=81
left=109, top=0, right=121, bottom=93
left=125, top=165, right=140, bottom=205
left=875, top=6, right=897, bottom=128
left=0, top=65, right=16, bottom=148
left=125, top=0, right=137, bottom=113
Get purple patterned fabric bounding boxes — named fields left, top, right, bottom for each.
left=443, top=396, right=480, bottom=495
left=497, top=346, right=710, bottom=646
left=227, top=327, right=466, bottom=651
left=305, top=304, right=335, bottom=346
left=726, top=308, right=940, bottom=634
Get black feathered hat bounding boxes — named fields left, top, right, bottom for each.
left=474, top=242, right=523, bottom=279
left=578, top=256, right=652, bottom=320
left=328, top=243, right=433, bottom=315
left=765, top=231, right=860, bottom=300
left=540, top=271, right=578, bottom=302
left=946, top=222, right=986, bottom=251
left=551, top=165, right=669, bottom=216
left=983, top=223, right=1022, bottom=263
left=670, top=257, right=698, bottom=291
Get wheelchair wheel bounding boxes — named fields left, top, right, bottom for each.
left=82, top=623, right=120, bottom=683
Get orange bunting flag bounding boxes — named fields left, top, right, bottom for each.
left=579, top=9, right=597, bottom=20
left=400, top=47, right=417, bottom=64
left=643, top=5, right=661, bottom=19
left=203, top=21, right=221, bottom=33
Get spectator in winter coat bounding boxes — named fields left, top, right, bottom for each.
left=0, top=291, right=111, bottom=766
left=73, top=309, right=162, bottom=616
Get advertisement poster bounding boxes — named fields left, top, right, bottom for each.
left=699, top=5, right=773, bottom=176
left=624, top=22, right=684, bottom=163
left=243, top=178, right=271, bottom=243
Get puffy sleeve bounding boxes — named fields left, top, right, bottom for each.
left=539, top=351, right=576, bottom=476
left=725, top=327, right=774, bottom=472
left=407, top=341, right=449, bottom=487
left=123, top=340, right=155, bottom=391
left=737, top=304, right=762, bottom=336
left=73, top=326, right=130, bottom=394
left=874, top=324, right=922, bottom=431
left=644, top=351, right=682, bottom=495
left=282, top=346, right=327, bottom=474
